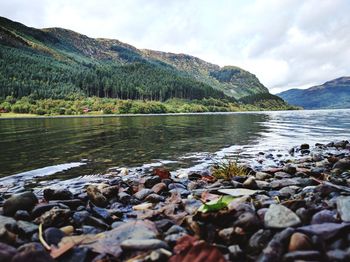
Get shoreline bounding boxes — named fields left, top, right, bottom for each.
left=0, top=140, right=350, bottom=261
left=1, top=108, right=350, bottom=120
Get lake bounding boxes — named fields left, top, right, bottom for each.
left=1, top=109, right=350, bottom=181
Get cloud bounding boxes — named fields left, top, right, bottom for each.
left=0, top=0, right=349, bottom=93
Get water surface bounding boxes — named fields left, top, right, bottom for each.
left=1, top=109, right=349, bottom=181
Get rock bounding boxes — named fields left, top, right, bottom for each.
left=248, top=229, right=273, bottom=253
left=279, top=186, right=298, bottom=197
left=334, top=140, right=349, bottom=148
left=35, top=207, right=71, bottom=228
left=12, top=242, right=54, bottom=262
left=333, top=159, right=350, bottom=173
left=86, top=185, right=108, bottom=207
left=258, top=228, right=295, bottom=262
left=151, top=182, right=168, bottom=194
left=51, top=199, right=85, bottom=209
left=298, top=223, right=350, bottom=240
left=327, top=249, right=349, bottom=262
left=16, top=220, right=38, bottom=235
left=57, top=247, right=89, bottom=262
left=100, top=185, right=119, bottom=199
left=134, top=188, right=153, bottom=200
left=31, top=203, right=59, bottom=218
left=274, top=171, right=292, bottom=179
left=243, top=176, right=258, bottom=189
left=168, top=183, right=186, bottom=190
left=14, top=210, right=31, bottom=221
left=218, top=227, right=234, bottom=243
left=60, top=225, right=74, bottom=235
left=233, top=211, right=261, bottom=230
left=165, top=225, right=187, bottom=235
left=183, top=199, right=202, bottom=215
left=118, top=192, right=131, bottom=204
left=149, top=248, right=172, bottom=261
left=153, top=168, right=171, bottom=179
left=43, top=188, right=73, bottom=201
left=121, top=239, right=168, bottom=250
left=90, top=204, right=112, bottom=223
left=3, top=191, right=38, bottom=216
left=0, top=242, right=17, bottom=261
left=73, top=211, right=89, bottom=226
left=133, top=203, right=153, bottom=210
left=270, top=178, right=301, bottom=189
left=0, top=215, right=16, bottom=235
left=218, top=188, right=261, bottom=197
left=283, top=165, right=297, bottom=175
left=145, top=193, right=165, bottom=203
left=283, top=250, right=321, bottom=261
left=311, top=209, right=338, bottom=224
left=300, top=143, right=310, bottom=150
left=288, top=232, right=312, bottom=251
left=337, top=196, right=350, bottom=222
left=255, top=172, right=272, bottom=180
left=264, top=204, right=301, bottom=228
left=228, top=245, right=244, bottom=260
left=44, top=227, right=65, bottom=245
left=164, top=232, right=187, bottom=245
left=82, top=220, right=159, bottom=258
left=144, top=176, right=161, bottom=188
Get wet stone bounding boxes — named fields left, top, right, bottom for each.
left=44, top=227, right=65, bottom=246
left=283, top=250, right=321, bottom=262
left=264, top=204, right=301, bottom=228
left=14, top=210, right=31, bottom=221
left=228, top=245, right=244, bottom=260
left=145, top=193, right=165, bottom=203
left=248, top=229, right=273, bottom=253
left=134, top=188, right=153, bottom=200
left=274, top=171, right=292, bottom=179
left=31, top=203, right=59, bottom=218
left=35, top=207, right=71, bottom=228
left=3, top=191, right=38, bottom=216
left=144, top=176, right=161, bottom=188
left=12, top=242, right=54, bottom=262
left=311, top=209, right=338, bottom=224
left=43, top=188, right=73, bottom=201
left=288, top=232, right=312, bottom=252
left=327, top=249, right=350, bottom=262
left=86, top=185, right=108, bottom=207
left=121, top=239, right=168, bottom=251
left=151, top=182, right=168, bottom=194
left=0, top=242, right=17, bottom=261
left=118, top=192, right=131, bottom=204
left=337, top=196, right=350, bottom=222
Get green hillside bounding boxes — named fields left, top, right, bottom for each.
left=0, top=16, right=288, bottom=110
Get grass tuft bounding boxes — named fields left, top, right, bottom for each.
left=212, top=160, right=249, bottom=180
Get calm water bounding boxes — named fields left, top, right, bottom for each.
left=0, top=109, right=350, bottom=181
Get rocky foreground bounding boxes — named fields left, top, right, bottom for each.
left=1, top=141, right=350, bottom=262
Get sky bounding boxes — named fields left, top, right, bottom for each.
left=0, top=0, right=349, bottom=93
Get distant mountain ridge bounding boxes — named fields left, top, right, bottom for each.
left=277, top=77, right=350, bottom=109
left=0, top=16, right=282, bottom=105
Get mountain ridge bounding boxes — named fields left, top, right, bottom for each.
left=0, top=16, right=283, bottom=105
left=277, top=77, right=350, bottom=109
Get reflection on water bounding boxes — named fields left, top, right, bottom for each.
left=0, top=109, right=349, bottom=180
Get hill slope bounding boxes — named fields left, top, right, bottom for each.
left=277, top=77, right=350, bottom=109
left=0, top=16, right=282, bottom=105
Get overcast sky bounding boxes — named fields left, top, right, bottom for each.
left=1, top=0, right=349, bottom=93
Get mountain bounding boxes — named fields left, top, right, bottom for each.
left=277, top=77, right=350, bottom=109
left=0, top=16, right=282, bottom=105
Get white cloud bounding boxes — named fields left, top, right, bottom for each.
left=0, top=0, right=349, bottom=93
